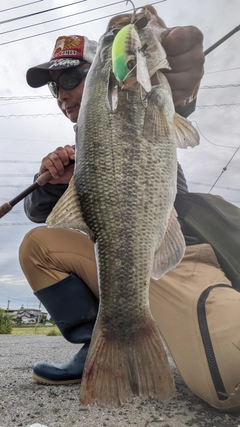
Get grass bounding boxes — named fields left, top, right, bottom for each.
left=12, top=325, right=61, bottom=336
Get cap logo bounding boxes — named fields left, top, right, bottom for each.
left=49, top=58, right=81, bottom=69
left=56, top=49, right=78, bottom=57
left=51, top=35, right=84, bottom=61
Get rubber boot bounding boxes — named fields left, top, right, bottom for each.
left=32, top=273, right=98, bottom=385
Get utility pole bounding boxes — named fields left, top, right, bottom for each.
left=37, top=301, right=42, bottom=325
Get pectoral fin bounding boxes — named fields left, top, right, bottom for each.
left=174, top=113, right=200, bottom=148
left=46, top=178, right=95, bottom=241
left=136, top=49, right=151, bottom=93
left=151, top=208, right=185, bottom=279
left=106, top=68, right=118, bottom=112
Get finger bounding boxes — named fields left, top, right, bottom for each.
left=51, top=163, right=74, bottom=184
left=164, top=62, right=203, bottom=88
left=54, top=146, right=73, bottom=166
left=63, top=144, right=76, bottom=161
left=162, top=26, right=204, bottom=56
left=166, top=49, right=204, bottom=76
left=164, top=70, right=202, bottom=104
left=171, top=88, right=191, bottom=105
left=39, top=154, right=64, bottom=179
left=39, top=148, right=69, bottom=178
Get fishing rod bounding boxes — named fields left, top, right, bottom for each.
left=204, top=25, right=240, bottom=56
left=0, top=162, right=74, bottom=219
left=1, top=25, right=240, bottom=220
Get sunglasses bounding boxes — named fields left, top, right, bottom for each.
left=48, top=66, right=90, bottom=98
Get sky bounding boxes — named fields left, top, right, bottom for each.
left=0, top=0, right=240, bottom=310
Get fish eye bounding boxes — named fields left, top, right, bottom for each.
left=104, top=32, right=115, bottom=42
left=108, top=25, right=121, bottom=35
left=127, top=55, right=136, bottom=70
left=112, top=28, right=120, bottom=35
left=127, top=60, right=136, bottom=70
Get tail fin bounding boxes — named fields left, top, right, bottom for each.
left=80, top=317, right=175, bottom=406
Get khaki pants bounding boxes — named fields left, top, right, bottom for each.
left=19, top=226, right=240, bottom=411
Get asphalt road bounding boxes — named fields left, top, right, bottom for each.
left=1, top=335, right=240, bottom=427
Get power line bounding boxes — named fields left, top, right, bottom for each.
left=0, top=137, right=71, bottom=143
left=188, top=181, right=240, bottom=192
left=209, top=146, right=240, bottom=193
left=0, top=185, right=32, bottom=188
left=192, top=121, right=239, bottom=149
left=200, top=84, right=240, bottom=90
left=197, top=103, right=240, bottom=109
left=0, top=1, right=166, bottom=46
left=0, top=113, right=62, bottom=118
left=0, top=174, right=34, bottom=177
left=0, top=95, right=51, bottom=100
left=0, top=1, right=44, bottom=13
left=0, top=222, right=32, bottom=226
left=1, top=83, right=239, bottom=101
left=0, top=1, right=86, bottom=25
left=1, top=102, right=240, bottom=119
left=2, top=210, right=24, bottom=214
left=0, top=0, right=127, bottom=36
left=0, top=160, right=40, bottom=164
left=205, top=66, right=240, bottom=74
left=0, top=101, right=52, bottom=108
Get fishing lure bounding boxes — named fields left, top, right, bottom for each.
left=111, top=1, right=151, bottom=92
left=112, top=23, right=139, bottom=85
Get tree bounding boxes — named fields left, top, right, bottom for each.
left=0, top=309, right=12, bottom=334
left=39, top=314, right=47, bottom=324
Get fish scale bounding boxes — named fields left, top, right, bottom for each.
left=75, top=62, right=178, bottom=402
left=47, top=6, right=199, bottom=406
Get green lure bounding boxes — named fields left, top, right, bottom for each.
left=112, top=23, right=141, bottom=86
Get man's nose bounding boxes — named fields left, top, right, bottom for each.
left=57, top=87, right=70, bottom=101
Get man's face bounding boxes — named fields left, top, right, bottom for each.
left=49, top=63, right=90, bottom=123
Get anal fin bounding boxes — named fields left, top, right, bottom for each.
left=174, top=113, right=200, bottom=149
left=151, top=208, right=185, bottom=279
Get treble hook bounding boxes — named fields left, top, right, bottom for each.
left=126, top=1, right=149, bottom=29
left=126, top=0, right=136, bottom=23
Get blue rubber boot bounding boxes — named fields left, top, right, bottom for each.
left=32, top=273, right=98, bottom=385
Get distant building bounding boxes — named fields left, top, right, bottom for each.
left=3, top=306, right=47, bottom=325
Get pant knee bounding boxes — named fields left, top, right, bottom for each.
left=19, top=226, right=48, bottom=275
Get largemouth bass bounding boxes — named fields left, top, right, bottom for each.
left=47, top=6, right=199, bottom=406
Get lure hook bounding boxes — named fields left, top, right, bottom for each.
left=126, top=1, right=149, bottom=29
left=126, top=0, right=136, bottom=23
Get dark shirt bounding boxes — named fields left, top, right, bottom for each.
left=24, top=176, right=68, bottom=223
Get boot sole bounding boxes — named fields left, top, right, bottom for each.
left=32, top=372, right=82, bottom=385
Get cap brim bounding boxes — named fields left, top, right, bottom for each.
left=26, top=59, right=85, bottom=88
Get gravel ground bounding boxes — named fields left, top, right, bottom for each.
left=0, top=335, right=240, bottom=427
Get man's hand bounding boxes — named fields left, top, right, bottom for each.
left=162, top=26, right=204, bottom=105
left=39, top=145, right=75, bottom=184
left=144, top=5, right=205, bottom=105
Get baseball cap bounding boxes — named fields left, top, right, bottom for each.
left=26, top=35, right=97, bottom=88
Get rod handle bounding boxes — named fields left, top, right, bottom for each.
left=36, top=170, right=52, bottom=186
left=0, top=202, right=12, bottom=219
